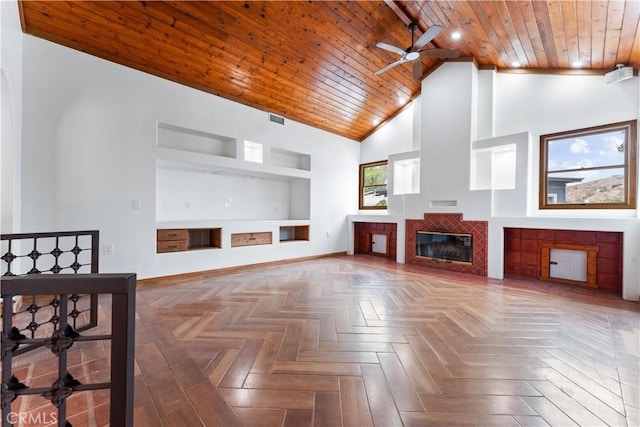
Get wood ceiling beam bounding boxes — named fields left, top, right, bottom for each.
left=384, top=0, right=413, bottom=27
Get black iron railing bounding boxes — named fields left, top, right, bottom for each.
left=1, top=231, right=100, bottom=350
left=1, top=230, right=99, bottom=277
left=1, top=274, right=136, bottom=427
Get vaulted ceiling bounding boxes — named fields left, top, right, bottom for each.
left=19, top=1, right=640, bottom=141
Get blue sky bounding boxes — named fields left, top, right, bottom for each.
left=548, top=129, right=625, bottom=183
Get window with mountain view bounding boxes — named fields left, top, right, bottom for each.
left=540, top=120, right=637, bottom=210
left=359, top=160, right=388, bottom=209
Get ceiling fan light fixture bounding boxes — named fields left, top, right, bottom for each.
left=405, top=52, right=420, bottom=61
left=373, top=23, right=458, bottom=79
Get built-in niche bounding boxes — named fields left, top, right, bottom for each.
left=244, top=140, right=263, bottom=163
left=158, top=122, right=236, bottom=158
left=503, top=228, right=622, bottom=294
left=270, top=147, right=311, bottom=171
left=279, top=225, right=309, bottom=242
left=387, top=151, right=420, bottom=215
left=155, top=122, right=311, bottom=222
left=156, top=228, right=221, bottom=253
left=393, top=158, right=420, bottom=195
left=353, top=222, right=397, bottom=261
left=470, top=132, right=532, bottom=217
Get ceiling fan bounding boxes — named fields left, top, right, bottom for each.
left=374, top=23, right=461, bottom=79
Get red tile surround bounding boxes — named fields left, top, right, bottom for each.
left=504, top=228, right=623, bottom=295
left=406, top=213, right=488, bottom=276
left=354, top=222, right=398, bottom=261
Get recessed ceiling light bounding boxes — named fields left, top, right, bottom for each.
left=451, top=31, right=462, bottom=40
left=373, top=119, right=380, bottom=126
left=571, top=61, right=583, bottom=68
left=511, top=61, right=521, bottom=68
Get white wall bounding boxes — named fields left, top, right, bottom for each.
left=411, top=61, right=491, bottom=220
left=1, top=0, right=23, bottom=234
left=156, top=167, right=299, bottom=221
left=20, top=36, right=359, bottom=279
left=494, top=73, right=639, bottom=218
left=360, top=102, right=414, bottom=164
left=477, top=69, right=496, bottom=140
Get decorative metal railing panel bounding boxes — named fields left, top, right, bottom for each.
left=1, top=230, right=99, bottom=277
left=1, top=231, right=100, bottom=354
left=1, top=274, right=136, bottom=427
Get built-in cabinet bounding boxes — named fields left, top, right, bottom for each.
left=155, top=122, right=311, bottom=258
left=156, top=228, right=221, bottom=253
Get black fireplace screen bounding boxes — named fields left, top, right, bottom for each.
left=416, top=231, right=473, bottom=264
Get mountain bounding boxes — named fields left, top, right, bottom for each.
left=566, top=174, right=624, bottom=203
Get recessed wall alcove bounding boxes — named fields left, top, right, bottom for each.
left=353, top=222, right=397, bottom=261
left=503, top=228, right=623, bottom=295
left=406, top=213, right=488, bottom=276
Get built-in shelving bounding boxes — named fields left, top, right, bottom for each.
left=390, top=151, right=420, bottom=195
left=156, top=122, right=311, bottom=224
left=156, top=147, right=311, bottom=180
left=158, top=122, right=236, bottom=158
left=279, top=225, right=309, bottom=242
left=155, top=123, right=312, bottom=258
left=270, top=147, right=311, bottom=171
left=156, top=228, right=221, bottom=253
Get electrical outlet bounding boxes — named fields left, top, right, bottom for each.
left=104, top=244, right=114, bottom=255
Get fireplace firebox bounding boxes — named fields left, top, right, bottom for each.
left=416, top=231, right=473, bottom=264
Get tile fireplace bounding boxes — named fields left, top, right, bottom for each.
left=406, top=213, right=488, bottom=276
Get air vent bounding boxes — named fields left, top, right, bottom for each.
left=269, top=113, right=285, bottom=125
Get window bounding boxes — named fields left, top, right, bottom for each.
left=540, top=120, right=637, bottom=209
left=359, top=160, right=388, bottom=209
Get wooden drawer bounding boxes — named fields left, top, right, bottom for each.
left=231, top=232, right=272, bottom=247
left=157, top=240, right=188, bottom=253
left=157, top=229, right=188, bottom=241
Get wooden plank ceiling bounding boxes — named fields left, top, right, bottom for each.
left=19, top=1, right=640, bottom=141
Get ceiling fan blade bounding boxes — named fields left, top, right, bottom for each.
left=376, top=42, right=406, bottom=56
left=419, top=48, right=461, bottom=59
left=412, top=24, right=443, bottom=50
left=412, top=60, right=422, bottom=80
left=374, top=59, right=405, bottom=75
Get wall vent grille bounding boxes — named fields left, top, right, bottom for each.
left=269, top=113, right=285, bottom=125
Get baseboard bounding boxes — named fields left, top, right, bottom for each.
left=137, top=251, right=348, bottom=287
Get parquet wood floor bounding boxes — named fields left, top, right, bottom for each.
left=132, top=255, right=639, bottom=427
left=7, top=254, right=639, bottom=426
